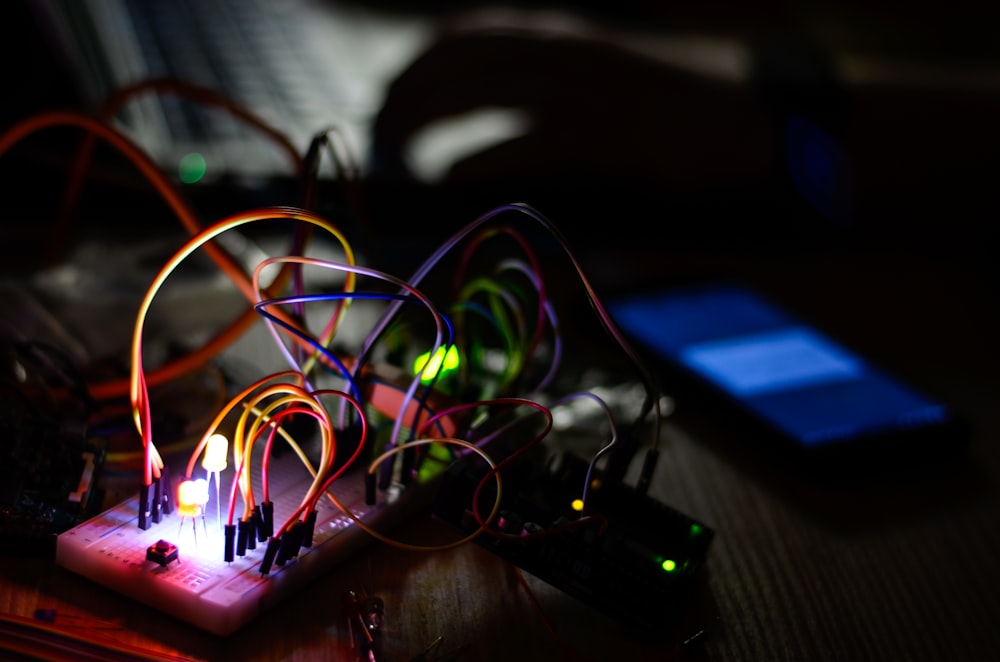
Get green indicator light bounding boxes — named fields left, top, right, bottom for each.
left=661, top=559, right=677, bottom=572
left=690, top=524, right=703, bottom=536
left=417, top=441, right=455, bottom=480
left=179, top=152, right=207, bottom=184
left=413, top=345, right=460, bottom=383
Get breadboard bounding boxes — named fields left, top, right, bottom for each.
left=56, top=448, right=437, bottom=636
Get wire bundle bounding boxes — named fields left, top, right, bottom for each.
left=0, top=77, right=666, bottom=565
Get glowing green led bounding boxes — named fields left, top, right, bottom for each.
left=413, top=345, right=460, bottom=383
left=661, top=559, right=677, bottom=573
left=690, top=523, right=703, bottom=536
left=179, top=152, right=207, bottom=184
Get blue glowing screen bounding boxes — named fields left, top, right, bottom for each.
left=609, top=284, right=949, bottom=447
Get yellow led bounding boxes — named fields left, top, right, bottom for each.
left=571, top=498, right=584, bottom=512
left=177, top=479, right=209, bottom=517
left=202, top=434, right=229, bottom=472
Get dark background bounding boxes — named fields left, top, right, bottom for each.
left=2, top=2, right=1000, bottom=661
left=2, top=1, right=999, bottom=280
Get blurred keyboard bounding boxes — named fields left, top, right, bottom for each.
left=37, top=0, right=431, bottom=181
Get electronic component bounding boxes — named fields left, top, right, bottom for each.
left=145, top=539, right=179, bottom=566
left=0, top=437, right=105, bottom=558
left=607, top=282, right=970, bottom=470
left=344, top=588, right=385, bottom=659
left=56, top=447, right=442, bottom=636
left=1, top=31, right=715, bottom=650
left=432, top=451, right=714, bottom=630
left=1, top=349, right=106, bottom=558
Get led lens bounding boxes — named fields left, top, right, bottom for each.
left=202, top=434, right=229, bottom=472
left=177, top=479, right=210, bottom=516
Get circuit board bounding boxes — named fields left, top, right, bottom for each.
left=433, top=451, right=714, bottom=630
left=0, top=378, right=107, bottom=559
left=55, top=445, right=439, bottom=637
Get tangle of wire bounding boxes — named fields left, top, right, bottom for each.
left=0, top=82, right=666, bottom=562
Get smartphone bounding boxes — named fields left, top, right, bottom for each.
left=607, top=282, right=969, bottom=471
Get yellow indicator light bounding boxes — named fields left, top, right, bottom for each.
left=202, top=433, right=229, bottom=472
left=571, top=498, right=584, bottom=512
left=661, top=559, right=677, bottom=572
left=179, top=152, right=207, bottom=184
left=177, top=479, right=209, bottom=517
left=413, top=345, right=460, bottom=383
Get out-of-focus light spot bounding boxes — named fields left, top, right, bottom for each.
left=179, top=152, right=207, bottom=184
left=404, top=106, right=531, bottom=184
left=661, top=558, right=677, bottom=572
left=571, top=498, right=584, bottom=512
left=784, top=115, right=853, bottom=225
left=417, top=443, right=453, bottom=481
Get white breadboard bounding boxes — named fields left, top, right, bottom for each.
left=56, top=448, right=437, bottom=636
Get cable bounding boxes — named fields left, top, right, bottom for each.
left=0, top=112, right=304, bottom=404
left=453, top=226, right=549, bottom=379
left=250, top=255, right=452, bottom=454
left=548, top=391, right=619, bottom=514
left=416, top=396, right=606, bottom=539
left=353, top=202, right=664, bottom=484
left=128, top=208, right=358, bottom=487
left=52, top=76, right=305, bottom=269
left=347, top=437, right=503, bottom=552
